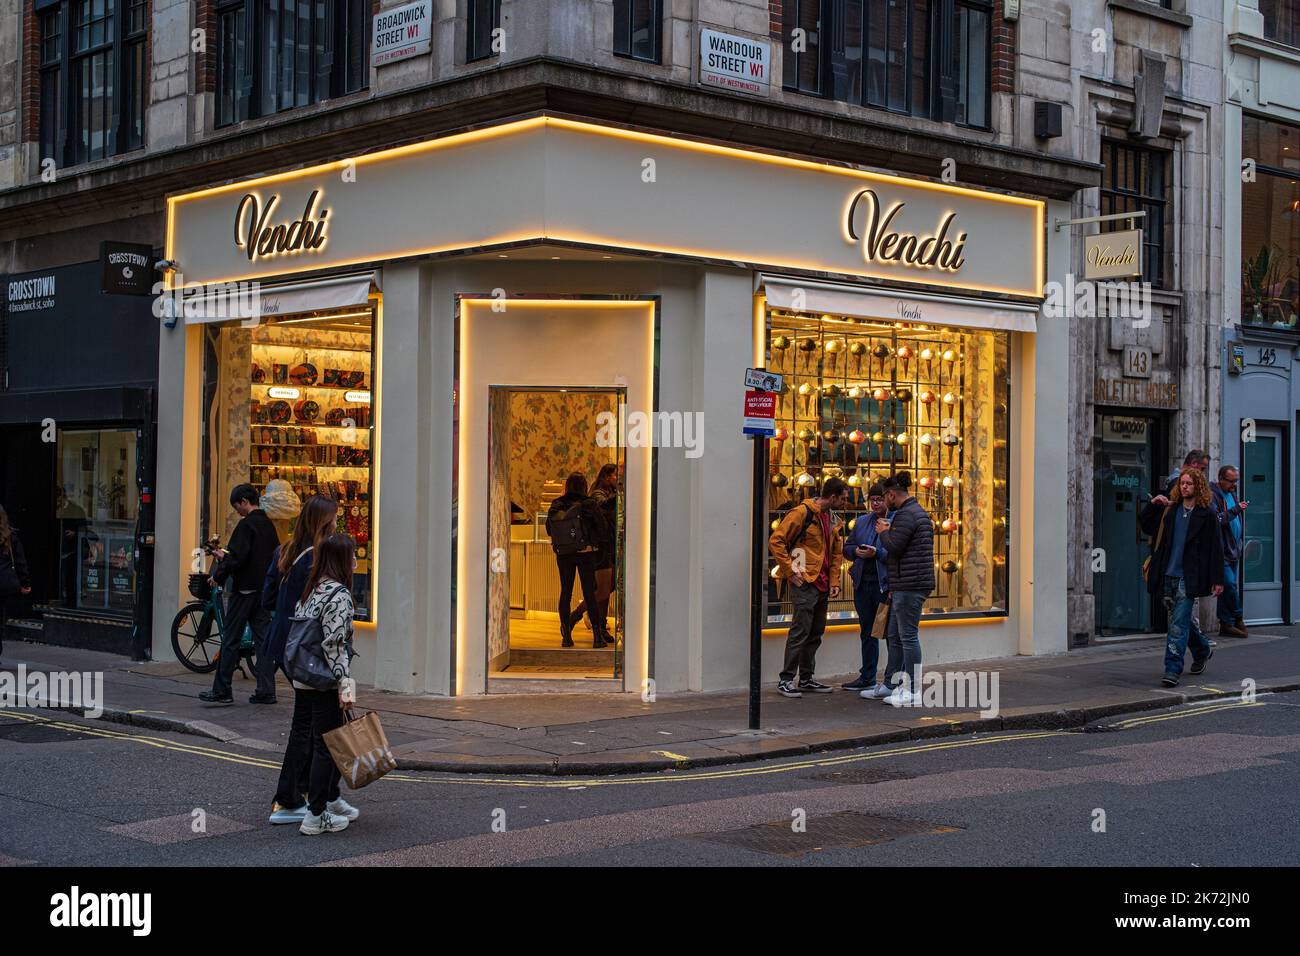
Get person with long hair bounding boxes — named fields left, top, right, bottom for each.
left=569, top=462, right=620, bottom=640
left=1140, top=467, right=1224, bottom=687
left=294, top=533, right=360, bottom=835
left=0, top=505, right=33, bottom=662
left=259, top=495, right=339, bottom=825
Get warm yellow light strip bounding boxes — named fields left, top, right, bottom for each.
left=752, top=293, right=766, bottom=370
left=761, top=616, right=1007, bottom=638
left=355, top=293, right=382, bottom=632
left=456, top=298, right=656, bottom=695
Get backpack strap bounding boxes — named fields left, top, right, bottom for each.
left=789, top=503, right=820, bottom=550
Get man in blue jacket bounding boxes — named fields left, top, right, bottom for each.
left=842, top=484, right=891, bottom=696
left=1211, top=465, right=1249, bottom=637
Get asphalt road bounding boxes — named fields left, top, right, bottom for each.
left=2, top=691, right=1297, bottom=868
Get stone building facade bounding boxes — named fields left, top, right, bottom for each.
left=0, top=1, right=1105, bottom=682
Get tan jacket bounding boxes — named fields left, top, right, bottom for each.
left=769, top=500, right=844, bottom=587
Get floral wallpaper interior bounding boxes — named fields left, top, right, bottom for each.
left=508, top=391, right=620, bottom=517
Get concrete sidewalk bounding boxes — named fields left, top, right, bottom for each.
left=3, top=629, right=1299, bottom=774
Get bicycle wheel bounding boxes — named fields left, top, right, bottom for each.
left=171, top=602, right=221, bottom=674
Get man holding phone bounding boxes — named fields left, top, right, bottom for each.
left=1211, top=465, right=1249, bottom=637
left=841, top=484, right=891, bottom=696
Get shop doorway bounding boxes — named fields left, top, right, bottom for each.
left=1093, top=413, right=1161, bottom=634
left=486, top=386, right=625, bottom=681
left=1241, top=423, right=1287, bottom=625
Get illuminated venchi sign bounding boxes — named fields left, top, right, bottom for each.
left=845, top=188, right=968, bottom=272
left=234, top=190, right=330, bottom=262
left=167, top=117, right=1044, bottom=296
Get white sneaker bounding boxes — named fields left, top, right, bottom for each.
left=269, top=802, right=308, bottom=825
left=859, top=683, right=893, bottom=700
left=327, top=797, right=360, bottom=821
left=300, top=810, right=350, bottom=835
left=885, top=688, right=916, bottom=707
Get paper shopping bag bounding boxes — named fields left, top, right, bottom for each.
left=323, top=709, right=398, bottom=790
left=870, top=596, right=891, bottom=639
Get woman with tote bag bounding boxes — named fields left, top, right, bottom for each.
left=260, top=495, right=339, bottom=825
left=0, top=505, right=32, bottom=662
left=291, top=533, right=359, bottom=836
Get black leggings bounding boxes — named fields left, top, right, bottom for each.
left=556, top=552, right=604, bottom=638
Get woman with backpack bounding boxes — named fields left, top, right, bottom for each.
left=546, top=473, right=611, bottom=649
left=0, top=505, right=32, bottom=662
left=259, top=495, right=339, bottom=825
left=292, top=533, right=360, bottom=836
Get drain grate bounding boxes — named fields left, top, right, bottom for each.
left=0, top=722, right=84, bottom=744
left=812, top=767, right=917, bottom=785
left=693, top=811, right=962, bottom=858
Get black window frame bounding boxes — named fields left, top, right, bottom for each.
left=782, top=0, right=991, bottom=130
left=214, top=0, right=370, bottom=129
left=613, top=0, right=662, bottom=65
left=467, top=0, right=500, bottom=63
left=38, top=0, right=147, bottom=168
left=1261, top=0, right=1300, bottom=49
left=1100, top=138, right=1172, bottom=290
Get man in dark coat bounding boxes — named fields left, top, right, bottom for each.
left=200, top=484, right=279, bottom=704
left=1210, top=465, right=1249, bottom=637
left=1140, top=468, right=1225, bottom=687
left=876, top=471, right=934, bottom=706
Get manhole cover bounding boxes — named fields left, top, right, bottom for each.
left=812, top=767, right=917, bottom=785
left=0, top=722, right=84, bottom=744
left=693, top=811, right=962, bottom=858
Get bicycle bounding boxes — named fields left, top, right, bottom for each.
left=170, top=538, right=257, bottom=675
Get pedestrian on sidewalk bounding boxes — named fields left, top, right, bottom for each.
left=260, top=495, right=339, bottom=825
left=841, top=483, right=891, bottom=697
left=876, top=472, right=934, bottom=707
left=769, top=476, right=849, bottom=698
left=1154, top=449, right=1213, bottom=650
left=199, top=484, right=279, bottom=705
left=294, top=533, right=361, bottom=836
left=1140, top=468, right=1224, bottom=688
left=1211, top=465, right=1249, bottom=638
left=570, top=463, right=621, bottom=640
left=0, top=505, right=32, bottom=663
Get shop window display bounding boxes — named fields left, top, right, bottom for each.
left=764, top=307, right=1009, bottom=624
left=202, top=307, right=376, bottom=619
left=54, top=428, right=138, bottom=614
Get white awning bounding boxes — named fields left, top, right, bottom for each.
left=757, top=274, right=1038, bottom=334
left=174, top=271, right=380, bottom=325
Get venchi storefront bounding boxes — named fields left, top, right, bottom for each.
left=156, top=116, right=1070, bottom=696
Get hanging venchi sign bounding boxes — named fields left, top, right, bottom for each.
left=100, top=241, right=156, bottom=295
left=1084, top=229, right=1142, bottom=280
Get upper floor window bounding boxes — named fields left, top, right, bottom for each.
left=781, top=0, right=990, bottom=129
left=1240, top=115, right=1300, bottom=330
left=467, top=0, right=500, bottom=62
left=614, top=0, right=661, bottom=64
left=37, top=0, right=147, bottom=167
left=1261, top=0, right=1300, bottom=49
left=1100, top=139, right=1171, bottom=290
left=215, top=0, right=369, bottom=128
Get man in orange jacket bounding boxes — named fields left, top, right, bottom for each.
left=769, top=476, right=849, bottom=697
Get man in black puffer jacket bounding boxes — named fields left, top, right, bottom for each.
left=874, top=472, right=934, bottom=707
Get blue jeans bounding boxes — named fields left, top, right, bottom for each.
left=885, top=590, right=926, bottom=690
left=1163, top=576, right=1212, bottom=677
left=853, top=581, right=885, bottom=683
left=1217, top=564, right=1240, bottom=624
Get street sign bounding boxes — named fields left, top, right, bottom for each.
left=743, top=389, right=777, bottom=437
left=699, top=29, right=771, bottom=97
left=745, top=367, right=783, bottom=392
left=371, top=0, right=433, bottom=66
